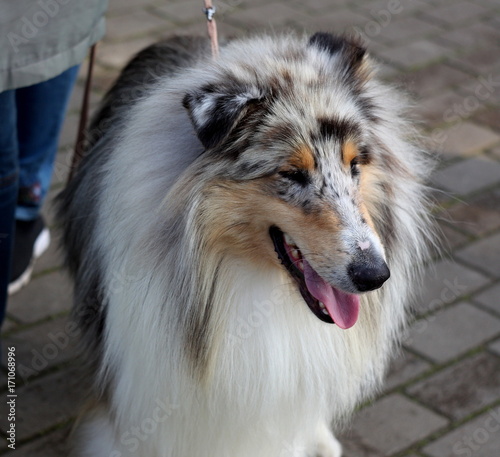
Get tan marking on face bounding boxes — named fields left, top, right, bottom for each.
left=360, top=202, right=376, bottom=232
left=359, top=166, right=385, bottom=236
left=342, top=140, right=358, bottom=168
left=202, top=179, right=343, bottom=266
left=288, top=144, right=315, bottom=171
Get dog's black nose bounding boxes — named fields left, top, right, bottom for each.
left=348, top=259, right=390, bottom=292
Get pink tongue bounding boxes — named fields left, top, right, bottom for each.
left=303, top=259, right=360, bottom=329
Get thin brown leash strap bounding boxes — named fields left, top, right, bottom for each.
left=203, top=0, right=219, bottom=59
left=68, top=43, right=97, bottom=184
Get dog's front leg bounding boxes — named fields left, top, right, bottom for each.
left=312, top=421, right=342, bottom=457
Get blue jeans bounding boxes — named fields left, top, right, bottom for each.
left=0, top=65, right=79, bottom=325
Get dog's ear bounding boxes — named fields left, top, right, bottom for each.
left=308, top=32, right=368, bottom=80
left=182, top=84, right=262, bottom=150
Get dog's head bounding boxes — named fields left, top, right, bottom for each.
left=181, top=33, right=395, bottom=329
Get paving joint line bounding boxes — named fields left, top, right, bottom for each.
left=1, top=309, right=72, bottom=339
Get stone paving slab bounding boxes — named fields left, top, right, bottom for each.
left=405, top=302, right=500, bottom=363
left=412, top=259, right=490, bottom=315
left=455, top=232, right=500, bottom=277
left=369, top=16, right=443, bottom=45
left=441, top=188, right=500, bottom=237
left=473, top=107, right=500, bottom=134
left=408, top=352, right=500, bottom=421
left=6, top=271, right=72, bottom=325
left=31, top=235, right=65, bottom=277
left=105, top=9, right=171, bottom=41
left=399, top=61, right=472, bottom=98
left=434, top=123, right=500, bottom=159
left=378, top=38, right=449, bottom=70
left=107, top=0, right=161, bottom=16
left=383, top=350, right=431, bottom=391
left=432, top=156, right=500, bottom=195
left=95, top=36, right=162, bottom=69
left=56, top=113, right=79, bottom=150
left=490, top=339, right=500, bottom=357
left=440, top=22, right=500, bottom=50
left=300, top=9, right=373, bottom=35
left=7, top=426, right=71, bottom=457
left=40, top=187, right=64, bottom=229
left=1, top=316, right=79, bottom=384
left=474, top=283, right=500, bottom=315
left=422, top=1, right=490, bottom=26
left=226, top=3, right=310, bottom=31
left=0, top=366, right=90, bottom=441
left=153, top=1, right=214, bottom=24
left=433, top=221, right=469, bottom=258
left=423, top=405, right=500, bottom=457
left=415, top=89, right=466, bottom=127
left=449, top=46, right=500, bottom=76
left=340, top=394, right=448, bottom=456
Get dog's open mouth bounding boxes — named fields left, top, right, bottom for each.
left=269, top=226, right=360, bottom=329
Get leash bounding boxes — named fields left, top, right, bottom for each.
left=203, top=0, right=219, bottom=59
left=68, top=43, right=96, bottom=184
left=69, top=3, right=219, bottom=183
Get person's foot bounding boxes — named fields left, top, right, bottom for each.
left=8, top=216, right=50, bottom=295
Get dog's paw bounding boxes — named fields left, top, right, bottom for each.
left=314, top=422, right=342, bottom=457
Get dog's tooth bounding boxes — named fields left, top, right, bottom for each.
left=319, top=302, right=329, bottom=315
left=284, top=233, right=294, bottom=246
left=297, top=260, right=304, bottom=270
left=291, top=249, right=300, bottom=260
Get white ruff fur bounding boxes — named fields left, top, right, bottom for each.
left=63, top=34, right=432, bottom=457
left=84, top=258, right=392, bottom=457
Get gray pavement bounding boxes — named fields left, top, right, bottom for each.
left=2, top=0, right=500, bottom=455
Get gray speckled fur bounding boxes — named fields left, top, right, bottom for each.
left=57, top=36, right=210, bottom=365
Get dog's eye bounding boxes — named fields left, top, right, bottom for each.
left=279, top=169, right=310, bottom=185
left=350, top=157, right=360, bottom=176
left=350, top=147, right=370, bottom=176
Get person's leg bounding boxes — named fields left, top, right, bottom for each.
left=8, top=65, right=79, bottom=295
left=0, top=90, right=19, bottom=325
left=15, top=65, right=79, bottom=220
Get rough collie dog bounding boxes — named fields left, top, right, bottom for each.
left=59, top=33, right=431, bottom=457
